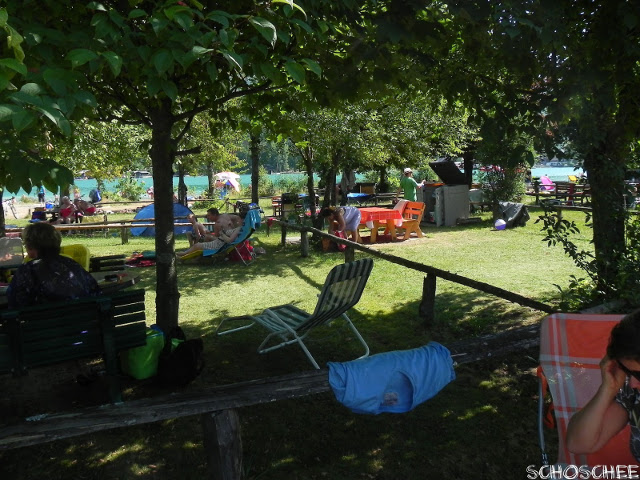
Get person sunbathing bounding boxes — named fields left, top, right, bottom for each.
left=55, top=196, right=77, bottom=224
left=178, top=225, right=241, bottom=258
left=186, top=208, right=242, bottom=245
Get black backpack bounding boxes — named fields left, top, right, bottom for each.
left=156, top=326, right=204, bottom=387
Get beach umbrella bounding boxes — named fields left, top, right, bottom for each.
left=225, top=178, right=241, bottom=192
left=214, top=171, right=240, bottom=180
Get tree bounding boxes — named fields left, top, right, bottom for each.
left=0, top=7, right=92, bottom=232
left=8, top=0, right=361, bottom=331
left=180, top=112, right=246, bottom=199
left=440, top=0, right=640, bottom=294
left=50, top=119, right=149, bottom=192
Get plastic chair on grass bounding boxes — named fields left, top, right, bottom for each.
left=216, top=258, right=374, bottom=369
left=60, top=244, right=90, bottom=271
left=538, top=313, right=637, bottom=469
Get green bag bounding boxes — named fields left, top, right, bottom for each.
left=120, top=328, right=165, bottom=380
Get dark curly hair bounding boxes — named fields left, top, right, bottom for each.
left=320, top=206, right=338, bottom=218
left=607, top=309, right=640, bottom=361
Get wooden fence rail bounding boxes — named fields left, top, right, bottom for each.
left=5, top=219, right=213, bottom=245
left=276, top=220, right=556, bottom=325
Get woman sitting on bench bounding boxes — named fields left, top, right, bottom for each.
left=7, top=222, right=100, bottom=307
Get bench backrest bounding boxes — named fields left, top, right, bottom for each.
left=402, top=201, right=426, bottom=222
left=89, top=254, right=127, bottom=273
left=0, top=289, right=146, bottom=375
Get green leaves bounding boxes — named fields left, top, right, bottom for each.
left=285, top=60, right=306, bottom=84
left=249, top=17, right=277, bottom=47
left=67, top=49, right=99, bottom=68
left=301, top=59, right=321, bottom=78
left=0, top=58, right=26, bottom=76
left=152, top=49, right=173, bottom=75
left=101, top=51, right=123, bottom=77
left=272, top=0, right=307, bottom=20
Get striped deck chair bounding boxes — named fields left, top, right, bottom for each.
left=216, top=258, right=374, bottom=369
left=538, top=313, right=637, bottom=468
left=180, top=208, right=261, bottom=265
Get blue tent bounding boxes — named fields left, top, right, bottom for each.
left=131, top=203, right=194, bottom=237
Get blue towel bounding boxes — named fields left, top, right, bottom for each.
left=328, top=342, right=455, bottom=415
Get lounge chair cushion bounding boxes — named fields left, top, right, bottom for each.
left=328, top=342, right=455, bottom=415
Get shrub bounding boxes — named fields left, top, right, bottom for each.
left=113, top=178, right=146, bottom=201
left=538, top=208, right=640, bottom=309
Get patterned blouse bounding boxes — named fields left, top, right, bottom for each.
left=7, top=255, right=101, bottom=308
left=615, top=381, right=640, bottom=461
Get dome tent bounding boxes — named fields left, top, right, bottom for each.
left=131, top=203, right=194, bottom=237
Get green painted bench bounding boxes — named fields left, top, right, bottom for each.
left=0, top=289, right=147, bottom=403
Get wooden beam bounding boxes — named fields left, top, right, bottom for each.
left=0, top=370, right=330, bottom=450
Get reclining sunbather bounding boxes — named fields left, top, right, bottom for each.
left=178, top=225, right=241, bottom=258
left=187, top=209, right=242, bottom=245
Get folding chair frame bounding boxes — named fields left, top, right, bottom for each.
left=216, top=258, right=374, bottom=369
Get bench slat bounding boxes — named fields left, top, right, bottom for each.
left=0, top=290, right=147, bottom=403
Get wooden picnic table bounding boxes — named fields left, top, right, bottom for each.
left=358, top=207, right=403, bottom=243
left=526, top=180, right=591, bottom=205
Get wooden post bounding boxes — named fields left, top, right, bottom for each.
left=301, top=230, right=309, bottom=257
left=281, top=223, right=287, bottom=246
left=532, top=180, right=540, bottom=205
left=419, top=273, right=437, bottom=326
left=345, top=245, right=355, bottom=263
left=121, top=223, right=128, bottom=244
left=202, top=409, right=243, bottom=480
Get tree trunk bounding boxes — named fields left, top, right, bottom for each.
left=463, top=148, right=475, bottom=188
left=177, top=164, right=187, bottom=206
left=250, top=133, right=260, bottom=204
left=301, top=146, right=318, bottom=227
left=150, top=101, right=180, bottom=332
left=206, top=161, right=214, bottom=198
left=0, top=189, right=5, bottom=237
left=328, top=149, right=341, bottom=206
left=584, top=148, right=627, bottom=293
left=377, top=166, right=389, bottom=193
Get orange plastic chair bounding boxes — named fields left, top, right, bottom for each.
left=538, top=313, right=638, bottom=468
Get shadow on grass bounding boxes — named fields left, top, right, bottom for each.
left=0, top=225, right=559, bottom=479
left=0, top=352, right=546, bottom=480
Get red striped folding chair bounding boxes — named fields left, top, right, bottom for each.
left=538, top=313, right=637, bottom=467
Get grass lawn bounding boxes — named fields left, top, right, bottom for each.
left=0, top=201, right=593, bottom=479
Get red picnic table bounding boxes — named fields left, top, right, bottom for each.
left=358, top=207, right=403, bottom=243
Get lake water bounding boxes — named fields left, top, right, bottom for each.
left=13, top=166, right=584, bottom=201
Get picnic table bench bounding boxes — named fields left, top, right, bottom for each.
left=0, top=289, right=147, bottom=404
left=526, top=180, right=591, bottom=206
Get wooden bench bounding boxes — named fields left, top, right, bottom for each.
left=90, top=254, right=127, bottom=273
left=0, top=289, right=147, bottom=403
